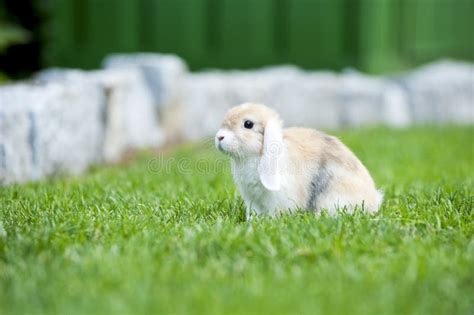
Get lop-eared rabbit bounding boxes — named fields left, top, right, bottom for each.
left=215, top=103, right=383, bottom=220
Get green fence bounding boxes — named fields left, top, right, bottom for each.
left=43, top=0, right=474, bottom=73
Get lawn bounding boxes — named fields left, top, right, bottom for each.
left=1, top=126, right=473, bottom=315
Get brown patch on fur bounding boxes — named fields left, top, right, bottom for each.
left=283, top=127, right=362, bottom=176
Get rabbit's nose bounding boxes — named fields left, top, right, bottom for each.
left=217, top=136, right=225, bottom=141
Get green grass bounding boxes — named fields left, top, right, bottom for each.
left=1, top=126, right=473, bottom=315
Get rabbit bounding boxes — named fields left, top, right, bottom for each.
left=215, top=103, right=383, bottom=220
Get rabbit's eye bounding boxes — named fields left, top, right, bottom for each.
left=244, top=120, right=254, bottom=129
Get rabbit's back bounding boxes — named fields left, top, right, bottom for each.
left=283, top=127, right=382, bottom=213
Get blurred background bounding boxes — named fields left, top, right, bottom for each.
left=1, top=0, right=473, bottom=79
left=1, top=0, right=473, bottom=184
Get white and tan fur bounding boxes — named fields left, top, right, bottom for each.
left=215, top=103, right=383, bottom=219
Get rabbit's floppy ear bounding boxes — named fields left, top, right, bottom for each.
left=258, top=118, right=283, bottom=191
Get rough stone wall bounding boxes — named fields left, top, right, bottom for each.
left=396, top=62, right=474, bottom=124
left=0, top=81, right=105, bottom=184
left=104, top=53, right=188, bottom=142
